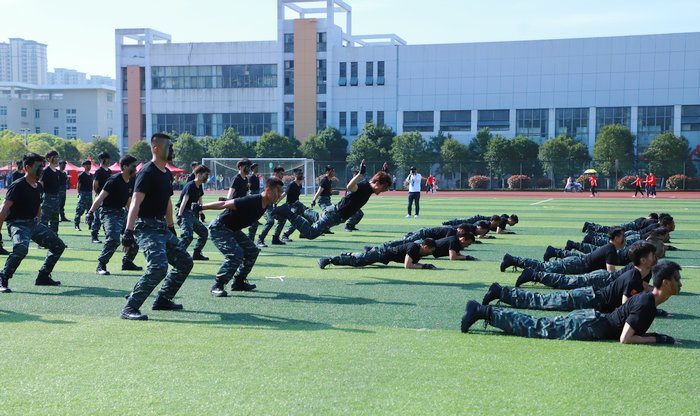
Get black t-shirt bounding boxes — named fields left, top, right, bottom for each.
left=598, top=268, right=645, bottom=313
left=613, top=262, right=637, bottom=279
left=41, top=166, right=60, bottom=194
left=249, top=175, right=260, bottom=193
left=218, top=194, right=265, bottom=231
left=386, top=242, right=422, bottom=264
left=497, top=214, right=509, bottom=230
left=634, top=218, right=657, bottom=229
left=187, top=172, right=196, bottom=182
left=286, top=181, right=302, bottom=204
left=604, top=291, right=656, bottom=339
left=336, top=181, right=372, bottom=219
left=134, top=162, right=173, bottom=219
left=639, top=223, right=662, bottom=240
left=319, top=176, right=332, bottom=197
left=426, top=226, right=457, bottom=240
left=5, top=178, right=43, bottom=221
left=11, top=171, right=24, bottom=182
left=77, top=172, right=93, bottom=192
left=432, top=236, right=462, bottom=258
left=584, top=243, right=620, bottom=271
left=58, top=170, right=67, bottom=188
left=230, top=174, right=249, bottom=199
left=102, top=173, right=135, bottom=210
left=177, top=180, right=203, bottom=211
left=94, top=167, right=112, bottom=194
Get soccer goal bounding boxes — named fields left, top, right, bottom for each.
left=201, top=158, right=316, bottom=195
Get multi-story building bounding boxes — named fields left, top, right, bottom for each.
left=115, top=0, right=700, bottom=158
left=0, top=38, right=48, bottom=85
left=47, top=68, right=116, bottom=87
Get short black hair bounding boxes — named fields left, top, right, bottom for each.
left=627, top=241, right=656, bottom=266
left=475, top=221, right=490, bottom=233
left=651, top=261, right=681, bottom=289
left=266, top=177, right=284, bottom=189
left=23, top=152, right=44, bottom=168
left=119, top=155, right=138, bottom=169
left=82, top=160, right=92, bottom=166
left=58, top=160, right=66, bottom=166
left=294, top=170, right=304, bottom=180
left=658, top=213, right=670, bottom=219
left=648, top=227, right=669, bottom=240
left=150, top=133, right=171, bottom=147
left=491, top=214, right=501, bottom=222
left=237, top=158, right=252, bottom=169
left=45, top=150, right=58, bottom=159
left=649, top=213, right=659, bottom=220
left=460, top=231, right=475, bottom=242
left=250, top=163, right=258, bottom=170
left=98, top=151, right=110, bottom=161
left=191, top=161, right=198, bottom=167
left=421, top=238, right=436, bottom=249
left=194, top=165, right=210, bottom=174
left=273, top=166, right=285, bottom=174
left=659, top=216, right=674, bottom=227
left=608, top=226, right=625, bottom=240
left=509, top=214, right=519, bottom=223
left=325, top=165, right=334, bottom=172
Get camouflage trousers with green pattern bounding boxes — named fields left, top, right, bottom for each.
left=514, top=255, right=590, bottom=274
left=534, top=269, right=617, bottom=290
left=330, top=246, right=389, bottom=267
left=98, top=208, right=139, bottom=266
left=498, top=286, right=601, bottom=311
left=488, top=307, right=611, bottom=340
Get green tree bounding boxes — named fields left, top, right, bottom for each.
left=173, top=132, right=205, bottom=168
left=299, top=134, right=331, bottom=160
left=255, top=131, right=299, bottom=158
left=509, top=136, right=541, bottom=176
left=346, top=136, right=381, bottom=167
left=593, top=124, right=634, bottom=176
left=359, top=122, right=394, bottom=160
left=0, top=137, right=28, bottom=161
left=484, top=136, right=511, bottom=176
left=199, top=136, right=218, bottom=158
left=27, top=133, right=62, bottom=147
left=27, top=140, right=52, bottom=156
left=644, top=132, right=697, bottom=177
left=390, top=131, right=430, bottom=173
left=130, top=140, right=153, bottom=162
left=53, top=140, right=82, bottom=163
left=440, top=138, right=469, bottom=187
left=538, top=135, right=590, bottom=178
left=316, top=127, right=348, bottom=161
left=83, top=138, right=120, bottom=162
left=209, top=128, right=250, bottom=158
left=468, top=127, right=493, bottom=161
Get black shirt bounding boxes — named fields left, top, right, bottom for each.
left=134, top=161, right=173, bottom=219
left=286, top=181, right=302, bottom=204
left=177, top=180, right=203, bottom=211
left=94, top=167, right=112, bottom=194
left=639, top=223, right=662, bottom=240
left=249, top=174, right=260, bottom=193
left=41, top=166, right=60, bottom=194
left=187, top=172, right=196, bottom=182
left=11, top=171, right=24, bottom=182
left=497, top=214, right=509, bottom=230
left=424, top=226, right=457, bottom=240
left=230, top=174, right=249, bottom=199
left=5, top=178, right=43, bottom=221
left=584, top=243, right=620, bottom=271
left=386, top=242, right=422, bottom=264
left=102, top=173, right=135, bottom=210
left=58, top=170, right=67, bottom=189
left=432, top=236, right=462, bottom=258
left=78, top=172, right=93, bottom=192
left=319, top=176, right=332, bottom=197
left=218, top=194, right=265, bottom=231
left=336, top=181, right=372, bottom=219
left=597, top=268, right=645, bottom=313
left=603, top=291, right=656, bottom=339
left=634, top=218, right=657, bottom=229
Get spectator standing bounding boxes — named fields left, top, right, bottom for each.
left=404, top=167, right=422, bottom=218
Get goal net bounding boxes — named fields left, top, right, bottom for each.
left=201, top=158, right=316, bottom=195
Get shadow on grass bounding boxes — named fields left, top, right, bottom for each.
left=20, top=285, right=129, bottom=298
left=244, top=290, right=415, bottom=306
left=662, top=312, right=698, bottom=320
left=353, top=277, right=489, bottom=290
left=0, top=309, right=74, bottom=324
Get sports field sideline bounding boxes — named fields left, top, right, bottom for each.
left=0, top=192, right=697, bottom=415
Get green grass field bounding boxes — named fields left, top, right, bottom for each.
left=0, top=193, right=698, bottom=415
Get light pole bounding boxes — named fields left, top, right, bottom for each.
left=19, top=128, right=31, bottom=146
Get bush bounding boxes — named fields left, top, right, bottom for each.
left=617, top=176, right=637, bottom=190
left=576, top=175, right=590, bottom=190
left=507, top=175, right=531, bottom=189
left=468, top=175, right=490, bottom=189
left=536, top=177, right=552, bottom=188
left=666, top=175, right=700, bottom=190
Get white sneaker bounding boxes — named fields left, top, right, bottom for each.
left=414, top=215, right=419, bottom=218
left=405, top=214, right=411, bottom=218
left=632, top=195, right=636, bottom=198
left=589, top=195, right=593, bottom=197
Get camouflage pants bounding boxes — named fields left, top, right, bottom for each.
left=277, top=201, right=308, bottom=239
left=489, top=307, right=611, bottom=340
left=40, top=193, right=60, bottom=233
left=74, top=191, right=92, bottom=226
left=514, top=255, right=589, bottom=274
left=535, top=269, right=617, bottom=290
left=210, top=217, right=259, bottom=283
left=443, top=215, right=488, bottom=226
left=590, top=221, right=638, bottom=233
left=0, top=219, right=65, bottom=280
left=256, top=205, right=276, bottom=241
left=177, top=209, right=208, bottom=252
left=330, top=246, right=389, bottom=267
left=589, top=232, right=639, bottom=246
left=91, top=206, right=103, bottom=238
left=572, top=243, right=629, bottom=264
left=288, top=206, right=344, bottom=240
left=59, top=189, right=67, bottom=218
left=98, top=208, right=138, bottom=266
left=380, top=227, right=433, bottom=249
left=499, top=286, right=601, bottom=311
left=319, top=196, right=363, bottom=229
left=125, top=218, right=193, bottom=309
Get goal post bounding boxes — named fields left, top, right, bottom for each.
left=201, top=158, right=316, bottom=195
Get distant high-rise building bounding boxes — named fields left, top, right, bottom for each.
left=0, top=38, right=47, bottom=84
left=46, top=68, right=115, bottom=87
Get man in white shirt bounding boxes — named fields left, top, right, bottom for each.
left=404, top=167, right=423, bottom=218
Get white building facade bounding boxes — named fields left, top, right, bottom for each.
left=115, top=0, right=700, bottom=159
left=0, top=38, right=48, bottom=85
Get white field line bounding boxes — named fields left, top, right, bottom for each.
left=530, top=198, right=554, bottom=205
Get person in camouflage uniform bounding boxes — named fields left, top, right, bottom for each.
left=176, top=164, right=210, bottom=260
left=442, top=214, right=490, bottom=226
left=58, top=161, right=69, bottom=221
left=583, top=216, right=674, bottom=247
left=274, top=170, right=304, bottom=243
left=39, top=150, right=61, bottom=233
left=90, top=152, right=112, bottom=243
left=0, top=153, right=65, bottom=293
left=513, top=265, right=632, bottom=290
left=119, top=134, right=193, bottom=320
left=318, top=239, right=437, bottom=270
left=377, top=223, right=487, bottom=250
left=74, top=160, right=93, bottom=230
left=310, top=165, right=363, bottom=232
left=255, top=166, right=286, bottom=247
left=582, top=213, right=659, bottom=233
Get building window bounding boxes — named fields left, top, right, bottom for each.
left=21, top=108, right=27, bottom=118
left=681, top=105, right=700, bottom=144
left=637, top=106, right=673, bottom=153
left=317, top=32, right=327, bottom=52
left=35, top=127, right=40, bottom=133
left=108, top=128, right=113, bottom=136
left=350, top=111, right=358, bottom=135
left=366, top=111, right=373, bottom=124
left=153, top=113, right=277, bottom=137
left=66, top=126, right=77, bottom=139
left=317, top=102, right=327, bottom=132
left=377, top=61, right=385, bottom=85
left=339, top=112, right=347, bottom=135
left=317, top=59, right=327, bottom=94
left=284, top=61, right=294, bottom=95
left=555, top=108, right=589, bottom=142
left=377, top=111, right=384, bottom=126
left=35, top=109, right=40, bottom=119
left=54, top=127, right=59, bottom=136
left=403, top=111, right=434, bottom=132
left=516, top=109, right=548, bottom=142
left=440, top=110, right=471, bottom=131
left=140, top=67, right=146, bottom=91
left=284, top=33, right=294, bottom=53
left=121, top=67, right=127, bottom=91
left=1, top=124, right=8, bottom=131
left=596, top=107, right=630, bottom=134
left=478, top=109, right=509, bottom=131
left=0, top=106, right=7, bottom=115
left=350, top=62, right=358, bottom=86
left=53, top=109, right=59, bottom=118
left=107, top=93, right=113, bottom=102
left=107, top=110, right=113, bottom=120
left=339, top=62, right=347, bottom=86
left=365, top=62, right=373, bottom=86
left=66, top=109, right=77, bottom=124
left=151, top=64, right=277, bottom=89
left=284, top=103, right=294, bottom=138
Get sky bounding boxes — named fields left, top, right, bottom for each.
left=2, top=0, right=700, bottom=79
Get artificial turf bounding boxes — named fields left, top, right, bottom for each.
left=0, top=192, right=698, bottom=415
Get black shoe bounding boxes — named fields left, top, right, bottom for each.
left=565, top=240, right=576, bottom=251
left=210, top=281, right=228, bottom=297
left=461, top=300, right=489, bottom=333
left=482, top=282, right=502, bottom=305
left=231, top=279, right=256, bottom=291
left=318, top=257, right=331, bottom=269
left=271, top=237, right=286, bottom=245
left=122, top=261, right=143, bottom=271
left=582, top=232, right=594, bottom=244
left=500, top=253, right=517, bottom=272
left=344, top=226, right=358, bottom=232
left=91, top=236, right=102, bottom=244
left=582, top=222, right=590, bottom=233
left=74, top=225, right=81, bottom=231
left=61, top=217, right=70, bottom=222
left=152, top=296, right=183, bottom=310
left=543, top=245, right=557, bottom=261
left=665, top=245, right=678, bottom=251
left=0, top=246, right=8, bottom=255
left=472, top=240, right=483, bottom=244
left=280, top=236, right=293, bottom=243
left=515, top=268, right=536, bottom=287
left=324, top=230, right=334, bottom=235
left=0, top=277, right=11, bottom=293
left=35, top=272, right=61, bottom=286
left=256, top=240, right=267, bottom=248
left=120, top=306, right=148, bottom=320
left=192, top=251, right=209, bottom=261
left=96, top=263, right=110, bottom=276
